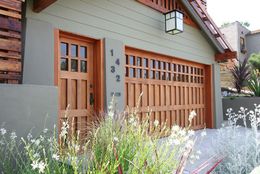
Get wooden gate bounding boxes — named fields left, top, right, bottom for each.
left=125, top=47, right=212, bottom=129
left=58, top=33, right=95, bottom=138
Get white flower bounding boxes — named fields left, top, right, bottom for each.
left=188, top=130, right=195, bottom=137
left=33, top=153, right=40, bottom=159
left=185, top=140, right=194, bottom=149
left=31, top=160, right=38, bottom=170
left=108, top=111, right=114, bottom=119
left=38, top=161, right=46, bottom=173
left=154, top=120, right=159, bottom=127
left=35, top=139, right=40, bottom=146
left=132, top=121, right=137, bottom=127
left=52, top=153, right=59, bottom=160
left=43, top=128, right=48, bottom=134
left=27, top=133, right=33, bottom=140
left=173, top=139, right=181, bottom=145
left=0, top=128, right=6, bottom=135
left=128, top=117, right=135, bottom=124
left=172, top=125, right=180, bottom=132
left=179, top=129, right=186, bottom=136
left=201, top=131, right=207, bottom=137
left=188, top=110, right=197, bottom=123
left=73, top=144, right=80, bottom=152
left=60, top=120, right=69, bottom=138
left=190, top=154, right=195, bottom=159
left=113, top=136, right=119, bottom=143
left=10, top=132, right=17, bottom=140
left=48, top=138, right=52, bottom=143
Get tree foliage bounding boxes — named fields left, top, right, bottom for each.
left=221, top=21, right=250, bottom=28
left=249, top=53, right=260, bottom=71
left=248, top=70, right=260, bottom=97
left=239, top=21, right=250, bottom=28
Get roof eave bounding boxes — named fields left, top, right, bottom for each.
left=180, top=0, right=225, bottom=53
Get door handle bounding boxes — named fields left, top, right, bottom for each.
left=90, top=93, right=94, bottom=106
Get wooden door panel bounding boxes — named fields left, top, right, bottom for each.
left=58, top=35, right=94, bottom=139
left=125, top=47, right=208, bottom=130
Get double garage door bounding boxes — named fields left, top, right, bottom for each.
left=125, top=47, right=212, bottom=129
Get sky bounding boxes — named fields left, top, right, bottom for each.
left=207, top=0, right=260, bottom=31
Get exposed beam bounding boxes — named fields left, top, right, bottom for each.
left=33, top=0, right=57, bottom=13
left=215, top=51, right=237, bottom=62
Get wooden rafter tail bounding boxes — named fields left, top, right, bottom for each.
left=215, top=51, right=237, bottom=62
left=189, top=0, right=234, bottom=53
left=33, top=0, right=57, bottom=13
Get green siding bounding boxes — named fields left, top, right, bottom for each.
left=26, top=0, right=216, bottom=64
left=24, top=0, right=222, bottom=128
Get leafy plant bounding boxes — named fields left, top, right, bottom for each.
left=249, top=53, right=260, bottom=71
left=0, top=98, right=203, bottom=174
left=248, top=70, right=260, bottom=97
left=86, top=98, right=201, bottom=173
left=231, top=57, right=251, bottom=93
left=213, top=105, right=260, bottom=174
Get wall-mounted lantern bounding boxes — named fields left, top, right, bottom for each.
left=165, top=10, right=184, bottom=35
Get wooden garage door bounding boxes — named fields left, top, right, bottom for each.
left=125, top=47, right=212, bottom=130
left=58, top=34, right=94, bottom=139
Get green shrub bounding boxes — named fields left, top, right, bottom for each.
left=249, top=53, right=260, bottom=71
left=0, top=98, right=202, bottom=174
left=248, top=70, right=260, bottom=97
left=213, top=105, right=260, bottom=174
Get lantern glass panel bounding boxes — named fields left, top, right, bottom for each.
left=176, top=18, right=183, bottom=31
left=176, top=11, right=183, bottom=19
left=166, top=13, right=171, bottom=20
left=170, top=11, right=175, bottom=18
left=166, top=19, right=175, bottom=32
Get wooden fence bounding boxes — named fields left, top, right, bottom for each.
left=0, top=0, right=23, bottom=84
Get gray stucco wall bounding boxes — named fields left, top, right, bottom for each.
left=23, top=18, right=54, bottom=85
left=246, top=33, right=260, bottom=56
left=104, top=38, right=125, bottom=111
left=0, top=84, right=58, bottom=138
left=24, top=0, right=222, bottom=128
left=213, top=64, right=223, bottom=128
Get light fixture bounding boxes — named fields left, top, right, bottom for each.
left=165, top=10, right=184, bottom=35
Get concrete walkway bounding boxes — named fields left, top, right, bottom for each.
left=184, top=127, right=251, bottom=173
left=160, top=127, right=251, bottom=174
left=184, top=129, right=219, bottom=174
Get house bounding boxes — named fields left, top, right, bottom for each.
left=0, top=0, right=235, bottom=137
left=219, top=21, right=260, bottom=88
